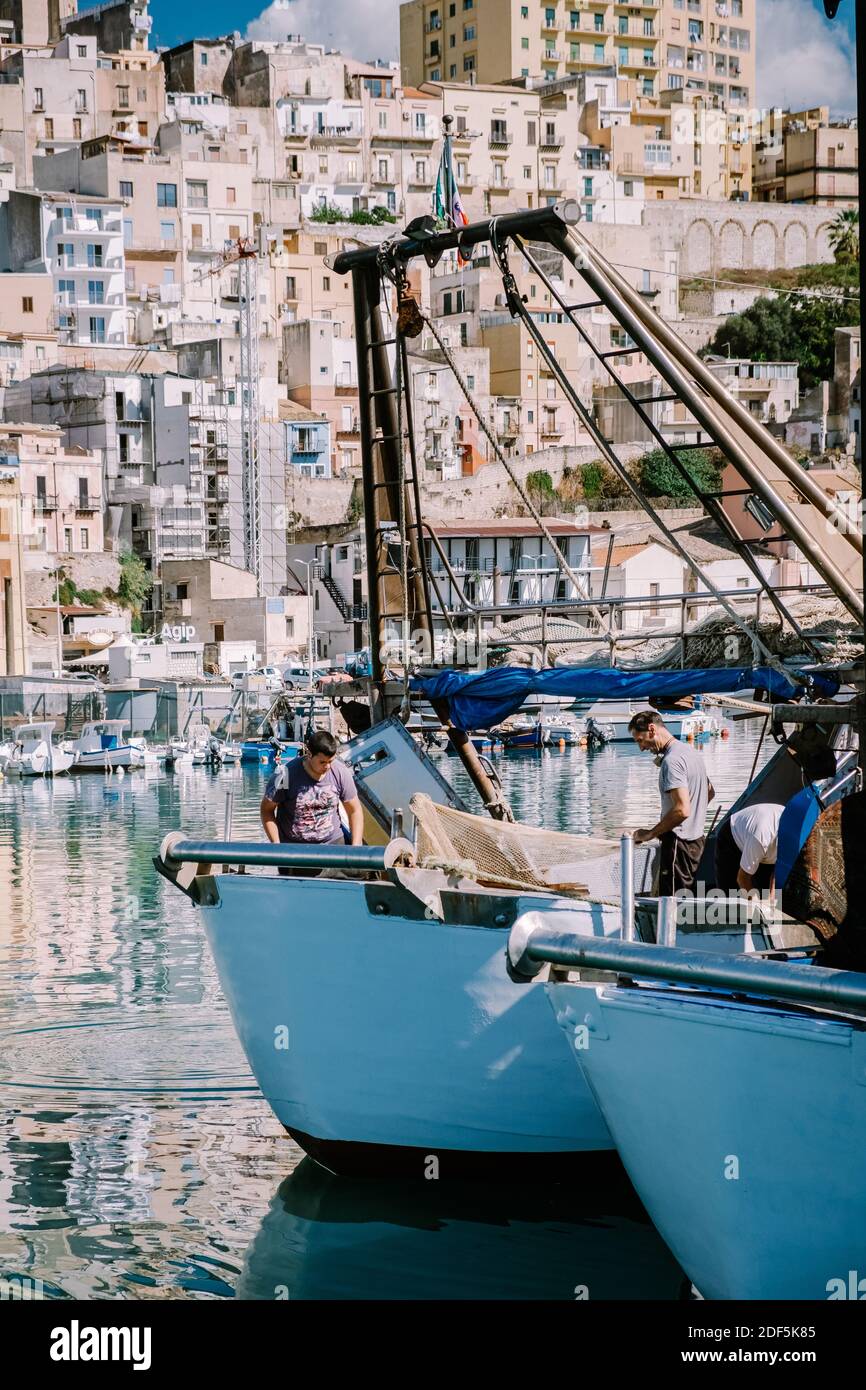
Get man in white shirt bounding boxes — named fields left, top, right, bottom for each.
left=715, top=801, right=786, bottom=894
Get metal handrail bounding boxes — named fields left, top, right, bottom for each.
left=506, top=930, right=866, bottom=1014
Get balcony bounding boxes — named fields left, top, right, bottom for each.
left=566, top=21, right=614, bottom=38
left=371, top=171, right=394, bottom=185
left=456, top=172, right=479, bottom=188
left=576, top=150, right=610, bottom=169
left=33, top=494, right=58, bottom=514
left=75, top=495, right=101, bottom=515
left=334, top=372, right=357, bottom=393
left=404, top=125, right=436, bottom=143
left=542, top=49, right=565, bottom=61
left=539, top=135, right=564, bottom=151
left=310, top=126, right=362, bottom=147
left=488, top=176, right=514, bottom=191
left=126, top=236, right=179, bottom=258
left=488, top=131, right=512, bottom=149
left=452, top=128, right=481, bottom=144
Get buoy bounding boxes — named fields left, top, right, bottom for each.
left=559, top=737, right=566, bottom=749
left=686, top=732, right=694, bottom=742
left=721, top=727, right=730, bottom=740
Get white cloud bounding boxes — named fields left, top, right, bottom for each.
left=245, top=0, right=398, bottom=65
left=757, top=0, right=857, bottom=116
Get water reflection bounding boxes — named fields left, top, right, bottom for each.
left=0, top=722, right=770, bottom=1299
left=239, top=1158, right=685, bottom=1301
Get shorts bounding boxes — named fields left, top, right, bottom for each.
left=658, top=831, right=705, bottom=897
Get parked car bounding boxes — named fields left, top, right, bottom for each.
left=278, top=664, right=320, bottom=690
left=230, top=666, right=285, bottom=692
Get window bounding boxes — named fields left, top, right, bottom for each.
left=87, top=243, right=103, bottom=267
left=583, top=176, right=593, bottom=196
left=80, top=528, right=89, bottom=550
left=64, top=527, right=73, bottom=551
left=89, top=316, right=106, bottom=344
left=226, top=186, right=236, bottom=205
left=186, top=180, right=208, bottom=208
left=123, top=218, right=133, bottom=245
left=119, top=179, right=133, bottom=198
left=44, top=117, right=54, bottom=138
left=227, top=223, right=239, bottom=241
left=73, top=118, right=82, bottom=139
left=521, top=4, right=528, bottom=13
left=117, top=85, right=130, bottom=107
left=594, top=42, right=605, bottom=60
left=545, top=5, right=556, bottom=22
left=623, top=179, right=634, bottom=196
left=378, top=109, right=388, bottom=129
left=77, top=44, right=87, bottom=57
left=87, top=280, right=104, bottom=304
left=449, top=64, right=457, bottom=77
left=76, top=89, right=87, bottom=111
left=583, top=202, right=593, bottom=222
left=33, top=87, right=44, bottom=109
left=463, top=54, right=475, bottom=71
left=323, top=275, right=330, bottom=291
left=318, top=155, right=328, bottom=174
left=157, top=183, right=177, bottom=207
left=314, top=241, right=327, bottom=255
left=201, top=51, right=208, bottom=65
left=527, top=120, right=536, bottom=145
left=522, top=36, right=529, bottom=48
left=159, top=220, right=175, bottom=243
left=415, top=159, right=426, bottom=180
left=22, top=296, right=33, bottom=313
left=463, top=23, right=475, bottom=39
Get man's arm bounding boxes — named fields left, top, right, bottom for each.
left=260, top=795, right=280, bottom=844
left=634, top=785, right=691, bottom=844
left=736, top=866, right=754, bottom=892
left=708, top=779, right=715, bottom=804
left=342, top=795, right=364, bottom=847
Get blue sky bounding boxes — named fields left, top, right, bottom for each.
left=144, top=0, right=858, bottom=113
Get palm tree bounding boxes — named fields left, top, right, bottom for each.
left=828, top=208, right=859, bottom=263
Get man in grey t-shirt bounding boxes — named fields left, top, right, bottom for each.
left=629, top=709, right=714, bottom=896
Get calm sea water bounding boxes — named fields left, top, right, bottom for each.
left=0, top=721, right=771, bottom=1300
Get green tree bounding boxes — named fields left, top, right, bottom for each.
left=828, top=208, right=859, bottom=264
left=526, top=468, right=555, bottom=496
left=702, top=291, right=859, bottom=390
left=636, top=447, right=720, bottom=500
left=116, top=549, right=151, bottom=620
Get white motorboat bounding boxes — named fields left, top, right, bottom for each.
left=167, top=721, right=215, bottom=767
left=6, top=722, right=76, bottom=777
left=581, top=698, right=721, bottom=742
left=213, top=738, right=243, bottom=765
left=0, top=740, right=14, bottom=773
left=68, top=720, right=146, bottom=772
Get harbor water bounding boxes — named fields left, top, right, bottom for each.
left=0, top=720, right=772, bottom=1300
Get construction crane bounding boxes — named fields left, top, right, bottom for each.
left=202, top=236, right=263, bottom=593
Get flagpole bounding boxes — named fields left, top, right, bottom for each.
left=442, top=113, right=454, bottom=229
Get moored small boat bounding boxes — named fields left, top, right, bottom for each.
left=6, top=722, right=76, bottom=777
left=68, top=719, right=146, bottom=771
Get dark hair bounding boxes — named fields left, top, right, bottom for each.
left=306, top=729, right=339, bottom=758
left=627, top=709, right=665, bottom=734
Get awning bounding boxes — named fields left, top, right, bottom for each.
left=410, top=666, right=839, bottom=731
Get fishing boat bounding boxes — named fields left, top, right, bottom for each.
left=5, top=722, right=76, bottom=777
left=154, top=200, right=863, bottom=1183
left=239, top=738, right=303, bottom=766
left=501, top=719, right=543, bottom=751
left=537, top=929, right=866, bottom=1300
left=68, top=719, right=146, bottom=772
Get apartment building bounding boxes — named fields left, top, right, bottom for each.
left=62, top=0, right=153, bottom=55
left=161, top=557, right=308, bottom=666
left=0, top=421, right=103, bottom=557
left=0, top=189, right=128, bottom=349
left=753, top=107, right=858, bottom=207
left=401, top=0, right=755, bottom=115
left=0, top=0, right=76, bottom=47
left=428, top=519, right=594, bottom=612
left=407, top=342, right=491, bottom=478
left=0, top=442, right=29, bottom=673
left=281, top=400, right=333, bottom=479
left=282, top=319, right=363, bottom=476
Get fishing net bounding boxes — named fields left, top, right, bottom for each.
left=785, top=792, right=865, bottom=950
left=410, top=791, right=626, bottom=895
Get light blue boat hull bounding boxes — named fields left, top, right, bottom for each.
left=548, top=979, right=866, bottom=1299
left=200, top=876, right=620, bottom=1166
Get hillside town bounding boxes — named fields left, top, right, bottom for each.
left=0, top=0, right=859, bottom=686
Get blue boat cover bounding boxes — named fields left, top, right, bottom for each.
left=411, top=666, right=838, bottom=731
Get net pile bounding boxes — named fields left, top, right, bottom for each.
left=487, top=594, right=862, bottom=671
left=410, top=792, right=618, bottom=895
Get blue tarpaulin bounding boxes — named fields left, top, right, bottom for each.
left=411, top=666, right=839, bottom=731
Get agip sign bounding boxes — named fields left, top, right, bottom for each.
left=160, top=623, right=196, bottom=642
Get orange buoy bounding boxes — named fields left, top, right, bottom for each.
left=559, top=737, right=566, bottom=749
left=721, top=727, right=730, bottom=740
left=686, top=732, right=694, bottom=741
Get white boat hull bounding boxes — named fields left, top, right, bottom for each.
left=12, top=747, right=76, bottom=776
left=200, top=875, right=621, bottom=1172
left=72, top=745, right=144, bottom=771
left=549, top=979, right=866, bottom=1299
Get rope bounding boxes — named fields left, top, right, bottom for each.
left=419, top=307, right=612, bottom=635
left=394, top=321, right=411, bottom=717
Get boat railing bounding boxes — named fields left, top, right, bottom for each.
left=506, top=930, right=866, bottom=1014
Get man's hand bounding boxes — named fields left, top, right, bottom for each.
left=344, top=795, right=364, bottom=847
left=633, top=828, right=656, bottom=845
left=260, top=796, right=280, bottom=844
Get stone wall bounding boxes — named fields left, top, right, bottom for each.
left=24, top=553, right=121, bottom=606
left=644, top=202, right=837, bottom=278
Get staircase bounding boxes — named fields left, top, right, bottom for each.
left=321, top=570, right=366, bottom=622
